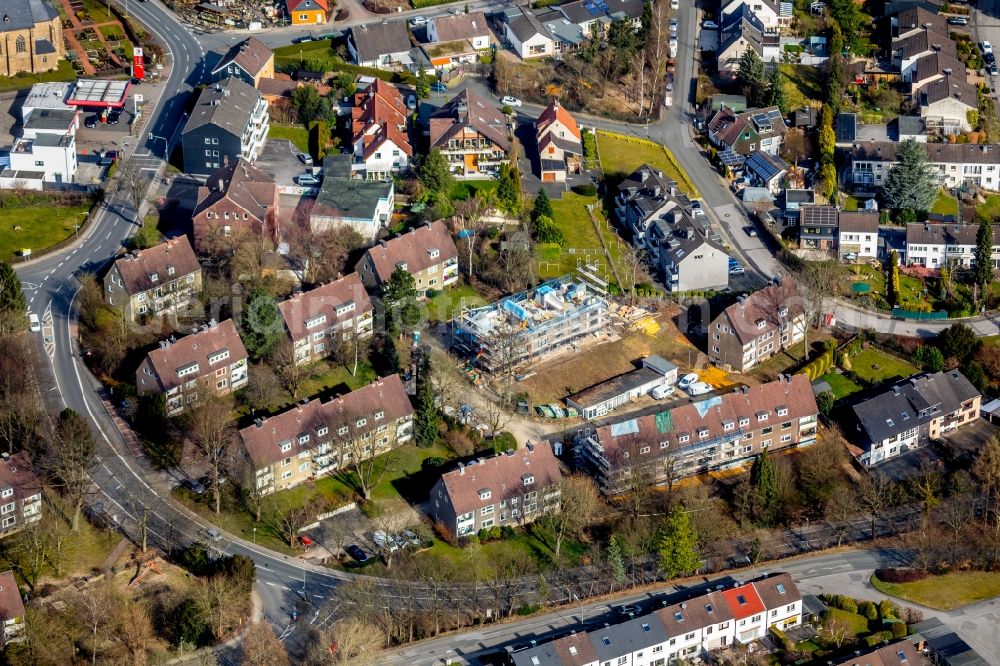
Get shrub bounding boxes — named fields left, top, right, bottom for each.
left=875, top=568, right=929, bottom=583
left=859, top=601, right=878, bottom=620
left=891, top=621, right=908, bottom=639
left=422, top=456, right=448, bottom=469
left=573, top=183, right=598, bottom=196
left=864, top=630, right=894, bottom=647
left=425, top=288, right=442, bottom=299
left=838, top=596, right=858, bottom=614
left=491, top=431, right=517, bottom=453
left=878, top=599, right=894, bottom=620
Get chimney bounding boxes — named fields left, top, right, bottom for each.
left=458, top=462, right=465, bottom=475
left=254, top=417, right=264, bottom=427
left=218, top=178, right=225, bottom=191
left=526, top=442, right=534, bottom=453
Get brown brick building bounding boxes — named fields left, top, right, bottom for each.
left=0, top=0, right=64, bottom=78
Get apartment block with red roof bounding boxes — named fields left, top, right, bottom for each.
left=429, top=89, right=511, bottom=178
left=191, top=158, right=279, bottom=254
left=277, top=273, right=374, bottom=367
left=103, top=236, right=203, bottom=324
left=430, top=442, right=562, bottom=540
left=351, top=80, right=413, bottom=180
left=355, top=221, right=460, bottom=299
left=536, top=99, right=582, bottom=182
left=239, top=374, right=413, bottom=494
left=0, top=453, right=42, bottom=539
left=0, top=571, right=24, bottom=646
left=136, top=320, right=249, bottom=416
left=707, top=279, right=806, bottom=372
left=578, top=374, right=818, bottom=496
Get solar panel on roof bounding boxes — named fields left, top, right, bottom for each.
left=752, top=113, right=768, bottom=124
left=718, top=150, right=745, bottom=166
left=767, top=108, right=782, bottom=120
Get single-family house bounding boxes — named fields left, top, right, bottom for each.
left=535, top=99, right=582, bottom=182
left=906, top=221, right=1000, bottom=268
left=651, top=211, right=731, bottom=292
left=429, top=89, right=510, bottom=178
left=348, top=22, right=413, bottom=69
left=719, top=0, right=791, bottom=30
left=717, top=7, right=781, bottom=74
left=707, top=279, right=806, bottom=372
left=104, top=236, right=202, bottom=323
left=502, top=7, right=555, bottom=59
left=892, top=26, right=956, bottom=80
left=0, top=571, right=24, bottom=646
left=192, top=158, right=279, bottom=253
left=838, top=211, right=879, bottom=259
left=798, top=204, right=838, bottom=250
left=743, top=150, right=789, bottom=194
left=919, top=75, right=978, bottom=134
left=708, top=106, right=786, bottom=156
left=781, top=188, right=815, bottom=226
left=350, top=79, right=412, bottom=180
left=278, top=273, right=374, bottom=366
left=210, top=37, right=274, bottom=88
left=427, top=11, right=491, bottom=50
left=286, top=0, right=328, bottom=24
left=355, top=220, right=460, bottom=299
left=310, top=156, right=394, bottom=241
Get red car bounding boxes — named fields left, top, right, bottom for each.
left=298, top=534, right=313, bottom=548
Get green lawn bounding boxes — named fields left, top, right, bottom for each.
left=826, top=607, right=872, bottom=637
left=817, top=371, right=863, bottom=400
left=0, top=60, right=76, bottom=94
left=425, top=282, right=485, bottom=322
left=976, top=194, right=1000, bottom=222
left=779, top=64, right=824, bottom=113
left=450, top=180, right=499, bottom=201
left=931, top=190, right=959, bottom=216
left=273, top=39, right=337, bottom=69
left=843, top=196, right=860, bottom=212
left=0, top=197, right=93, bottom=262
left=81, top=0, right=114, bottom=22
left=242, top=359, right=377, bottom=419
left=871, top=571, right=1000, bottom=610
left=268, top=123, right=310, bottom=154
left=596, top=131, right=699, bottom=196
left=850, top=348, right=918, bottom=383
left=173, top=487, right=298, bottom=555
left=536, top=191, right=624, bottom=280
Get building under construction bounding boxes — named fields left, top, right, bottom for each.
left=451, top=267, right=609, bottom=374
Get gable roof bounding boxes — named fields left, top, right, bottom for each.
left=920, top=76, right=978, bottom=108
left=721, top=582, right=766, bottom=620
left=753, top=572, right=801, bottom=609
left=800, top=204, right=839, bottom=228
left=351, top=79, right=412, bottom=160
left=212, top=37, right=273, bottom=78
left=829, top=640, right=922, bottom=666
left=194, top=158, right=277, bottom=225
left=429, top=88, right=511, bottom=151
left=850, top=141, right=1000, bottom=165
left=0, top=571, right=23, bottom=623
left=239, top=374, right=413, bottom=469
left=744, top=150, right=789, bottom=182
left=894, top=5, right=946, bottom=38
left=910, top=50, right=966, bottom=88
left=145, top=320, right=248, bottom=392
left=717, top=279, right=802, bottom=345
left=350, top=22, right=412, bottom=63
left=112, top=236, right=200, bottom=295
left=839, top=210, right=879, bottom=234
left=278, top=273, right=372, bottom=343
left=287, top=0, right=328, bottom=11
left=709, top=106, right=786, bottom=148
left=0, top=0, right=58, bottom=32
left=506, top=9, right=552, bottom=43
left=430, top=11, right=489, bottom=41
left=438, top=442, right=562, bottom=516
left=536, top=98, right=581, bottom=141
left=183, top=77, right=262, bottom=137
left=906, top=221, right=1000, bottom=246
left=0, top=452, right=40, bottom=502
left=893, top=26, right=955, bottom=60
left=363, top=220, right=459, bottom=284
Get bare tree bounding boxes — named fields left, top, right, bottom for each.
left=822, top=615, right=852, bottom=648
left=47, top=408, right=96, bottom=532
left=335, top=419, right=397, bottom=502
left=270, top=339, right=307, bottom=399
left=198, top=573, right=249, bottom=641
left=643, top=0, right=670, bottom=117
left=74, top=580, right=115, bottom=665
left=332, top=322, right=370, bottom=378
left=121, top=160, right=146, bottom=224
left=246, top=361, right=282, bottom=411
left=241, top=622, right=290, bottom=666
left=430, top=349, right=463, bottom=415
left=483, top=551, right=535, bottom=618
left=287, top=205, right=365, bottom=286
left=824, top=485, right=859, bottom=548
left=857, top=472, right=894, bottom=541
left=973, top=435, right=1000, bottom=533
left=792, top=261, right=841, bottom=352
left=542, top=474, right=602, bottom=558
left=124, top=485, right=154, bottom=553
left=263, top=497, right=319, bottom=546
left=329, top=617, right=383, bottom=665
left=111, top=593, right=154, bottom=666
left=187, top=396, right=237, bottom=515
left=619, top=244, right=649, bottom=305
left=453, top=195, right=487, bottom=277
left=237, top=456, right=268, bottom=523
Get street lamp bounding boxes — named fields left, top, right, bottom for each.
left=252, top=526, right=256, bottom=544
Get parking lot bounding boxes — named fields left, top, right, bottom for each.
left=877, top=418, right=999, bottom=481
left=256, top=138, right=313, bottom=189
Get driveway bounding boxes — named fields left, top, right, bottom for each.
left=257, top=138, right=310, bottom=188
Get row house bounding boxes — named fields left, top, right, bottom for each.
left=350, top=79, right=413, bottom=180
left=181, top=77, right=269, bottom=176
left=239, top=374, right=413, bottom=494
left=799, top=204, right=838, bottom=250
left=707, top=106, right=786, bottom=157
left=845, top=141, right=1000, bottom=193
left=852, top=370, right=981, bottom=465
left=707, top=279, right=805, bottom=373
left=892, top=25, right=956, bottom=81
left=355, top=220, right=460, bottom=299
left=103, top=236, right=202, bottom=323
left=906, top=222, right=1000, bottom=268
left=838, top=210, right=879, bottom=259
left=0, top=453, right=42, bottom=538
left=511, top=573, right=803, bottom=666
left=429, top=89, right=510, bottom=178
left=136, top=320, right=248, bottom=416
left=577, top=374, right=818, bottom=496
left=277, top=273, right=374, bottom=367
left=430, top=442, right=562, bottom=540
left=191, top=158, right=279, bottom=254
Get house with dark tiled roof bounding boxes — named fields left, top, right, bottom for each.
left=905, top=221, right=1000, bottom=268
left=892, top=6, right=947, bottom=40
left=355, top=220, right=459, bottom=299
left=347, top=21, right=413, bottom=69
left=577, top=374, right=818, bottom=494
left=892, top=25, right=956, bottom=79
left=181, top=77, right=269, bottom=176
left=720, top=0, right=791, bottom=30
left=919, top=75, right=978, bottom=133
left=838, top=210, right=879, bottom=259
left=707, top=279, right=806, bottom=372
left=0, top=570, right=24, bottom=646
left=239, top=374, right=413, bottom=493
left=717, top=6, right=781, bottom=74
left=136, top=320, right=249, bottom=416
left=192, top=158, right=279, bottom=253
left=429, top=89, right=511, bottom=178
left=845, top=141, right=1000, bottom=193
left=535, top=99, right=582, bottom=182
left=278, top=273, right=374, bottom=366
left=104, top=236, right=203, bottom=323
left=743, top=150, right=788, bottom=194
left=830, top=640, right=925, bottom=666
left=707, top=106, right=786, bottom=156
left=430, top=442, right=562, bottom=539
left=851, top=370, right=981, bottom=465
left=210, top=37, right=274, bottom=87
left=502, top=6, right=555, bottom=59
left=350, top=79, right=412, bottom=180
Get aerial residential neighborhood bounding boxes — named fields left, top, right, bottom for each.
left=0, top=0, right=999, bottom=661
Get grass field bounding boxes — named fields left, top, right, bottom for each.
left=817, top=371, right=863, bottom=399
left=425, top=283, right=485, bottom=322
left=268, top=123, right=310, bottom=153
left=0, top=197, right=93, bottom=262
left=872, top=571, right=1000, bottom=609
left=81, top=0, right=113, bottom=22
left=976, top=194, right=1000, bottom=223
left=779, top=64, right=824, bottom=113
left=931, top=190, right=959, bottom=217
left=536, top=191, right=624, bottom=280
left=826, top=607, right=872, bottom=636
left=850, top=348, right=918, bottom=383
left=596, top=131, right=698, bottom=196
left=273, top=39, right=337, bottom=69
left=0, top=60, right=76, bottom=94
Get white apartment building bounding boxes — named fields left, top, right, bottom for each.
left=8, top=133, right=76, bottom=184
left=906, top=222, right=1000, bottom=268
left=846, top=141, right=1000, bottom=192
left=838, top=211, right=879, bottom=259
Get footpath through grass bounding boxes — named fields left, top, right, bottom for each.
left=872, top=571, right=1000, bottom=609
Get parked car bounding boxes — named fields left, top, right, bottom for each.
left=843, top=252, right=858, bottom=262
left=687, top=381, right=713, bottom=396
left=297, top=152, right=313, bottom=165
left=729, top=263, right=745, bottom=275
left=106, top=110, right=121, bottom=125
left=298, top=534, right=314, bottom=548
left=202, top=527, right=223, bottom=542
left=618, top=604, right=643, bottom=616
left=982, top=40, right=993, bottom=54
left=409, top=15, right=427, bottom=26
left=297, top=174, right=320, bottom=186
left=429, top=82, right=447, bottom=93
left=678, top=372, right=699, bottom=390
left=27, top=313, right=40, bottom=333
left=84, top=115, right=100, bottom=129
left=372, top=530, right=399, bottom=552
left=990, top=63, right=998, bottom=76
left=669, top=18, right=678, bottom=31
left=407, top=95, right=417, bottom=110
left=499, top=95, right=522, bottom=108
left=702, top=20, right=719, bottom=29
left=182, top=479, right=206, bottom=495
left=402, top=529, right=422, bottom=547
left=986, top=52, right=996, bottom=65
left=947, top=16, right=968, bottom=25
left=651, top=384, right=675, bottom=400
left=744, top=225, right=758, bottom=237
left=670, top=0, right=678, bottom=8
left=345, top=544, right=370, bottom=563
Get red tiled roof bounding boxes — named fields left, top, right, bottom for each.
left=351, top=80, right=412, bottom=159
left=277, top=273, right=372, bottom=343
left=0, top=571, right=23, bottom=622
left=193, top=158, right=278, bottom=244
left=717, top=279, right=802, bottom=345
left=112, top=236, right=200, bottom=296
left=0, top=452, right=40, bottom=506
left=362, top=221, right=459, bottom=284
left=721, top=582, right=766, bottom=620
left=439, top=443, right=562, bottom=517
left=429, top=89, right=511, bottom=152
left=536, top=99, right=581, bottom=141
left=239, top=374, right=413, bottom=469
left=213, top=37, right=273, bottom=78
left=144, top=320, right=248, bottom=392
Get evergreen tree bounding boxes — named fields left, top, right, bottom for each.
left=750, top=449, right=777, bottom=526
left=241, top=287, right=284, bottom=361
left=767, top=66, right=787, bottom=113
left=975, top=222, right=995, bottom=296
left=415, top=71, right=430, bottom=99
left=374, top=334, right=400, bottom=375
left=0, top=261, right=27, bottom=335
left=819, top=163, right=838, bottom=201
left=534, top=215, right=566, bottom=245
left=497, top=164, right=520, bottom=213
left=640, top=0, right=653, bottom=40
left=737, top=50, right=767, bottom=106
left=414, top=351, right=440, bottom=447
left=818, top=105, right=836, bottom=163
left=826, top=55, right=843, bottom=114
left=532, top=188, right=553, bottom=223
left=418, top=149, right=454, bottom=198
left=656, top=509, right=701, bottom=578
left=606, top=535, right=627, bottom=586
left=881, top=139, right=938, bottom=213
left=383, top=267, right=418, bottom=311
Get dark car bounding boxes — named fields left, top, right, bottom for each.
left=345, top=544, right=370, bottom=563
left=987, top=52, right=997, bottom=65
left=84, top=115, right=100, bottom=129
left=106, top=111, right=121, bottom=125
left=429, top=82, right=447, bottom=93
left=181, top=479, right=205, bottom=495
left=618, top=604, right=643, bottom=616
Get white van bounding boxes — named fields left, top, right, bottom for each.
left=651, top=384, right=675, bottom=400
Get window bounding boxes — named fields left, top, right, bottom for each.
left=281, top=470, right=292, bottom=480
left=317, top=426, right=328, bottom=437
left=761, top=426, right=773, bottom=435
left=0, top=503, right=13, bottom=515
left=780, top=434, right=792, bottom=443
left=481, top=505, right=494, bottom=516
left=777, top=407, right=788, bottom=416
left=356, top=418, right=367, bottom=427
left=479, top=490, right=491, bottom=500
left=338, top=426, right=348, bottom=436
left=282, top=457, right=291, bottom=466
left=299, top=462, right=309, bottom=472
left=0, top=489, right=11, bottom=499
left=739, top=417, right=750, bottom=427
left=280, top=442, right=292, bottom=453
left=375, top=410, right=384, bottom=420
left=678, top=434, right=690, bottom=443
left=523, top=475, right=534, bottom=485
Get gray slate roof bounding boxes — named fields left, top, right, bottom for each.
left=183, top=77, right=261, bottom=137
left=0, top=0, right=58, bottom=32
left=350, top=21, right=411, bottom=63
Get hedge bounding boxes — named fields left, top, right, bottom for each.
left=799, top=349, right=835, bottom=380
left=874, top=568, right=929, bottom=584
